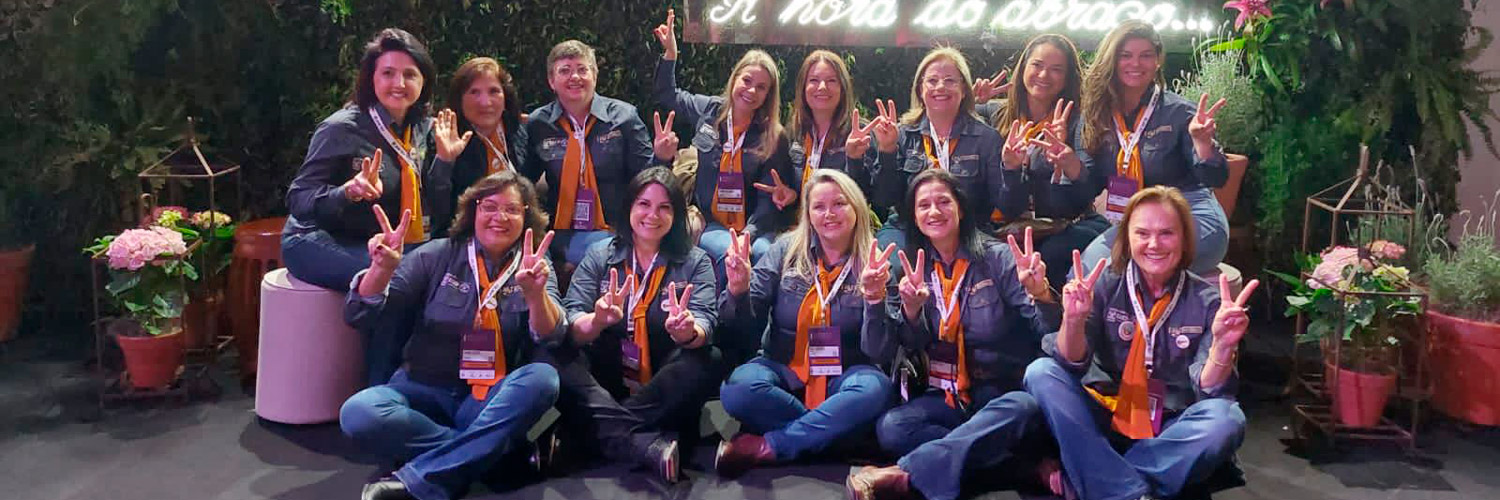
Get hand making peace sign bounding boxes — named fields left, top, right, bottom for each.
left=1002, top=119, right=1036, bottom=170
left=860, top=240, right=897, bottom=303
left=653, top=111, right=679, bottom=162
left=514, top=228, right=555, bottom=298
left=897, top=249, right=930, bottom=320
left=593, top=268, right=637, bottom=329
left=1007, top=227, right=1048, bottom=298
left=433, top=108, right=473, bottom=163
left=664, top=281, right=699, bottom=344
left=972, top=69, right=1012, bottom=103
left=872, top=99, right=900, bottom=153
left=753, top=169, right=797, bottom=210
left=1061, top=250, right=1108, bottom=323
left=345, top=149, right=384, bottom=203
left=1211, top=274, right=1261, bottom=349
left=653, top=8, right=678, bottom=61
left=844, top=107, right=880, bottom=160
left=366, top=204, right=411, bottom=272
left=724, top=228, right=753, bottom=297
left=1188, top=93, right=1226, bottom=143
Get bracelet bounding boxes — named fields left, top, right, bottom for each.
left=1209, top=349, right=1237, bottom=368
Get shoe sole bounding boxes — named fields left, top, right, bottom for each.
left=662, top=440, right=680, bottom=483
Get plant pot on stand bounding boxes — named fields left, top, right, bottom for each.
left=1324, top=340, right=1399, bottom=428
left=109, top=319, right=186, bottom=389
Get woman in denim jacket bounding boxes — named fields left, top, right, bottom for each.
left=714, top=170, right=897, bottom=477
left=848, top=169, right=1054, bottom=500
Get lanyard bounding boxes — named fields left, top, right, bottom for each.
left=1113, top=86, right=1161, bottom=163
left=566, top=113, right=591, bottom=167
left=477, top=128, right=510, bottom=170
left=627, top=252, right=660, bottom=314
left=806, top=127, right=829, bottom=169
left=367, top=107, right=419, bottom=171
left=927, top=121, right=954, bottom=171
left=1124, top=261, right=1184, bottom=373
left=812, top=259, right=854, bottom=312
left=723, top=113, right=748, bottom=154
left=467, top=241, right=522, bottom=310
left=928, top=264, right=968, bottom=325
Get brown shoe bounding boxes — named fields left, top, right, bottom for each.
left=846, top=465, right=913, bottom=500
left=714, top=433, right=773, bottom=478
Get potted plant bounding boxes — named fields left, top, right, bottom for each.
left=1423, top=193, right=1500, bottom=426
left=1174, top=42, right=1264, bottom=218
left=0, top=184, right=37, bottom=343
left=84, top=225, right=198, bottom=389
left=152, top=207, right=236, bottom=350
left=1271, top=241, right=1424, bottom=428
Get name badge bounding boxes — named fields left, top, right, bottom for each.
left=1148, top=378, right=1166, bottom=435
left=927, top=340, right=960, bottom=393
left=808, top=326, right=842, bottom=377
left=572, top=187, right=597, bottom=230
left=1106, top=175, right=1140, bottom=223
left=621, top=338, right=644, bottom=392
left=459, top=325, right=497, bottom=380
left=716, top=171, right=745, bottom=213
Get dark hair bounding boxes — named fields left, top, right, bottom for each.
left=448, top=170, right=548, bottom=243
left=993, top=34, right=1084, bottom=135
left=1083, top=20, right=1165, bottom=154
left=1109, top=185, right=1196, bottom=275
left=446, top=57, right=522, bottom=138
left=898, top=169, right=988, bottom=258
left=617, top=167, right=693, bottom=259
left=351, top=28, right=437, bottom=114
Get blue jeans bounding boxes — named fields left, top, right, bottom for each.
left=1079, top=187, right=1229, bottom=277
left=719, top=359, right=893, bottom=461
left=281, top=229, right=370, bottom=291
left=875, top=220, right=908, bottom=269
left=340, top=364, right=560, bottom=500
left=1023, top=358, right=1245, bottom=500
left=877, top=390, right=1041, bottom=500
left=548, top=229, right=613, bottom=267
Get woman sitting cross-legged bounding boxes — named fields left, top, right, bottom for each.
left=714, top=169, right=897, bottom=477
left=339, top=171, right=565, bottom=500
left=1024, top=186, right=1259, bottom=500
left=557, top=166, right=722, bottom=483
left=847, top=168, right=1055, bottom=500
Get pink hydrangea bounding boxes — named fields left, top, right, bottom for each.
left=1368, top=240, right=1406, bottom=261
left=105, top=226, right=188, bottom=271
left=1308, top=246, right=1360, bottom=289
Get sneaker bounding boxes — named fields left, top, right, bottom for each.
left=360, top=478, right=415, bottom=500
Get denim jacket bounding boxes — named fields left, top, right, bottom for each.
left=871, top=113, right=1005, bottom=229
left=451, top=123, right=529, bottom=213
left=346, top=237, right=566, bottom=388
left=719, top=236, right=895, bottom=390
left=870, top=239, right=1052, bottom=394
left=655, top=58, right=791, bottom=239
left=785, top=125, right=878, bottom=199
left=285, top=103, right=454, bottom=243
left=1089, top=86, right=1228, bottom=191
left=521, top=95, right=665, bottom=228
left=990, top=110, right=1105, bottom=220
left=563, top=237, right=719, bottom=361
left=1042, top=267, right=1237, bottom=413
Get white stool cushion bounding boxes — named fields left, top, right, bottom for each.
left=254, top=268, right=364, bottom=424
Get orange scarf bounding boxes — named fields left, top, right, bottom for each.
left=627, top=260, right=667, bottom=387
left=792, top=261, right=846, bottom=408
left=712, top=123, right=750, bottom=231
left=1088, top=290, right=1173, bottom=439
left=553, top=117, right=609, bottom=231
left=1112, top=110, right=1149, bottom=187
left=800, top=130, right=830, bottom=187
left=922, top=134, right=957, bottom=171
left=934, top=259, right=971, bottom=408
left=467, top=251, right=511, bottom=400
left=391, top=127, right=428, bottom=244
left=480, top=128, right=510, bottom=175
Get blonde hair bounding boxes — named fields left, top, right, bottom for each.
left=788, top=50, right=856, bottom=142
left=1109, top=185, right=1196, bottom=275
left=781, top=170, right=874, bottom=278
left=1081, top=20, right=1165, bottom=155
left=715, top=50, right=784, bottom=158
left=901, top=47, right=977, bottom=125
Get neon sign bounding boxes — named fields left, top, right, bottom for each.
left=685, top=0, right=1223, bottom=48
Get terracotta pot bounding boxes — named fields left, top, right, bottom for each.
left=0, top=244, right=34, bottom=342
left=1326, top=361, right=1397, bottom=428
left=114, top=326, right=185, bottom=389
left=182, top=291, right=224, bottom=351
left=1428, top=310, right=1500, bottom=426
left=1215, top=154, right=1250, bottom=219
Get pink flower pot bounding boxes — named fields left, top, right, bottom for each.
left=1326, top=362, right=1397, bottom=428
left=1428, top=310, right=1500, bottom=426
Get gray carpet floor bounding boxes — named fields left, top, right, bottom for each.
left=2, top=325, right=1498, bottom=500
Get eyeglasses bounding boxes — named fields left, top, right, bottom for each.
left=478, top=202, right=526, bottom=218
